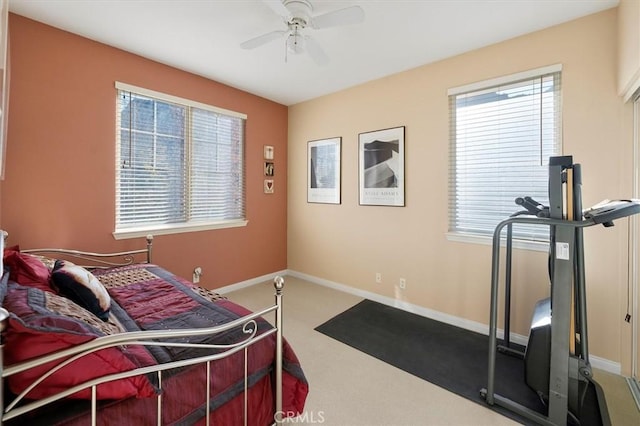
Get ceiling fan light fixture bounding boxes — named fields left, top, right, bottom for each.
left=286, top=29, right=305, bottom=55
left=243, top=0, right=366, bottom=65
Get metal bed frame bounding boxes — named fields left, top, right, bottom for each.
left=0, top=234, right=286, bottom=425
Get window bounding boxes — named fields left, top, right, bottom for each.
left=448, top=66, right=562, bottom=244
left=114, top=82, right=246, bottom=239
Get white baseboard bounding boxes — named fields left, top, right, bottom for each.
left=215, top=269, right=620, bottom=375
left=215, top=270, right=288, bottom=294
left=592, top=355, right=622, bottom=375
left=286, top=270, right=621, bottom=375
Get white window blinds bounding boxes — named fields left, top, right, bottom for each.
left=448, top=68, right=562, bottom=242
left=115, top=83, right=246, bottom=231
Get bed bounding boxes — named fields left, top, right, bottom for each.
left=0, top=231, right=308, bottom=425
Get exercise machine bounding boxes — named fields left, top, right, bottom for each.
left=481, top=155, right=640, bottom=425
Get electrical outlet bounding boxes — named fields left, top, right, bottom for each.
left=399, top=278, right=406, bottom=289
left=375, top=272, right=382, bottom=283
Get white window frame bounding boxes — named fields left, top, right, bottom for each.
left=446, top=65, right=563, bottom=251
left=113, top=82, right=248, bottom=240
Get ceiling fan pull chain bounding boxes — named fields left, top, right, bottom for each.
left=284, top=37, right=289, bottom=63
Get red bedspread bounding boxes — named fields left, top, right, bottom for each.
left=6, top=264, right=308, bottom=425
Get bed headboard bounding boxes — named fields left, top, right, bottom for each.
left=2, top=232, right=153, bottom=269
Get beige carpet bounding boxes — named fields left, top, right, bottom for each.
left=224, top=276, right=640, bottom=426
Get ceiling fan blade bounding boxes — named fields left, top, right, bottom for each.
left=262, top=0, right=291, bottom=18
left=304, top=36, right=329, bottom=66
left=240, top=30, right=287, bottom=49
left=311, top=5, right=365, bottom=29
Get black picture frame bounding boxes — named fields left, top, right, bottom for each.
left=307, top=137, right=341, bottom=204
left=358, top=126, right=405, bottom=206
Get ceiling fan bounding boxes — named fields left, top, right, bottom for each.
left=240, top=0, right=365, bottom=65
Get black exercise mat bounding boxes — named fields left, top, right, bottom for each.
left=315, top=299, right=546, bottom=425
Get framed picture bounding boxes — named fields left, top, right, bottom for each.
left=264, top=145, right=274, bottom=160
left=358, top=126, right=405, bottom=206
left=264, top=162, right=274, bottom=176
left=264, top=179, right=274, bottom=194
left=307, top=137, right=341, bottom=204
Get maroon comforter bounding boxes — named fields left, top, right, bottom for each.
left=7, top=264, right=308, bottom=425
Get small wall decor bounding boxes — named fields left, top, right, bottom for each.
left=358, top=126, right=405, bottom=206
left=264, top=145, right=274, bottom=160
left=264, top=162, right=274, bottom=176
left=264, top=179, right=274, bottom=194
left=307, top=137, right=341, bottom=204
left=263, top=146, right=274, bottom=194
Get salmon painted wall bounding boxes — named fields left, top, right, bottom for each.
left=0, top=14, right=288, bottom=288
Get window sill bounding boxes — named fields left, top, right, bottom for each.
left=113, top=219, right=249, bottom=240
left=446, top=232, right=549, bottom=252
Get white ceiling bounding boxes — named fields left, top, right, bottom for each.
left=10, top=0, right=619, bottom=106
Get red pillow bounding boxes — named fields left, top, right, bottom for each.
left=2, top=249, right=52, bottom=292
left=3, top=283, right=157, bottom=400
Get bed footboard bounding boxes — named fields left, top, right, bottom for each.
left=0, top=276, right=289, bottom=426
